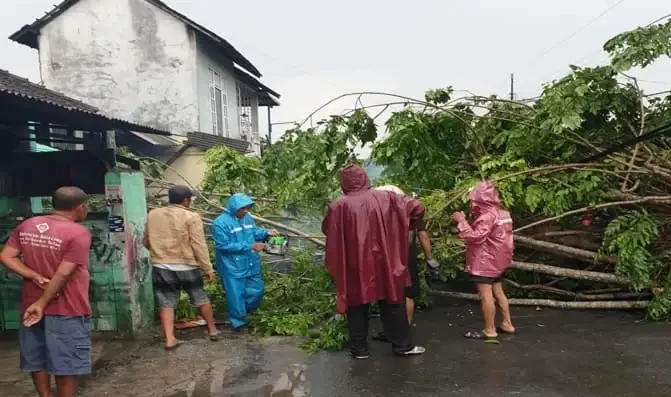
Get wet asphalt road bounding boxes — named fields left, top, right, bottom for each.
left=299, top=303, right=671, bottom=396
left=3, top=300, right=671, bottom=396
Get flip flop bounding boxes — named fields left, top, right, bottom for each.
left=209, top=332, right=221, bottom=341
left=464, top=331, right=500, bottom=344
left=496, top=327, right=516, bottom=335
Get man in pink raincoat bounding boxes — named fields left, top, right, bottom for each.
left=451, top=181, right=515, bottom=342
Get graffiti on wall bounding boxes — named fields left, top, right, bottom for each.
left=88, top=222, right=122, bottom=265
left=83, top=220, right=132, bottom=331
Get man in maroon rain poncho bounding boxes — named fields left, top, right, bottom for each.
left=322, top=164, right=426, bottom=359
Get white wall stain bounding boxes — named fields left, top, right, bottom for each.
left=38, top=0, right=199, bottom=135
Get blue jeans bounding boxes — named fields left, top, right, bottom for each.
left=20, top=315, right=92, bottom=376
left=220, top=275, right=264, bottom=329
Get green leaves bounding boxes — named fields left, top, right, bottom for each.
left=372, top=105, right=471, bottom=191
left=524, top=185, right=545, bottom=213
left=347, top=109, right=377, bottom=145
left=602, top=210, right=659, bottom=290
left=604, top=19, right=671, bottom=72
left=201, top=146, right=265, bottom=196
left=249, top=250, right=348, bottom=352
left=425, top=87, right=454, bottom=105
left=261, top=112, right=377, bottom=209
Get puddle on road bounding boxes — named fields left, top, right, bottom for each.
left=189, top=363, right=310, bottom=397
left=264, top=365, right=309, bottom=396
left=226, top=364, right=309, bottom=397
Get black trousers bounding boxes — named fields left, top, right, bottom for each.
left=347, top=301, right=413, bottom=355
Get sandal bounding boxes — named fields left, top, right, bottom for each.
left=464, top=331, right=500, bottom=344
left=496, top=327, right=516, bottom=335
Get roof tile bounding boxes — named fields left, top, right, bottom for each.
left=186, top=131, right=251, bottom=154
left=0, top=69, right=98, bottom=113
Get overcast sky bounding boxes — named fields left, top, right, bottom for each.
left=1, top=0, right=669, bottom=141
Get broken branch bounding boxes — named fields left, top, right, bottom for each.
left=429, top=289, right=649, bottom=309
left=514, top=235, right=617, bottom=264
left=510, top=261, right=631, bottom=284
left=514, top=195, right=671, bottom=233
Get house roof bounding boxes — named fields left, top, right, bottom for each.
left=0, top=69, right=171, bottom=136
left=234, top=67, right=281, bottom=107
left=0, top=69, right=98, bottom=114
left=128, top=131, right=181, bottom=146
left=186, top=131, right=251, bottom=154
left=9, top=0, right=262, bottom=78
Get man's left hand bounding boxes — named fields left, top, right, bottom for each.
left=450, top=211, right=466, bottom=224
left=268, top=229, right=279, bottom=237
left=23, top=301, right=45, bottom=327
left=204, top=270, right=216, bottom=283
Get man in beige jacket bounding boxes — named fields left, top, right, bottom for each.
left=144, top=185, right=218, bottom=350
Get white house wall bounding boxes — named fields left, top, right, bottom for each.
left=37, top=0, right=199, bottom=134
left=195, top=38, right=240, bottom=139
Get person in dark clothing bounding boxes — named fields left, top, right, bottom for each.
left=405, top=215, right=440, bottom=323
left=322, top=165, right=427, bottom=359
left=373, top=186, right=439, bottom=343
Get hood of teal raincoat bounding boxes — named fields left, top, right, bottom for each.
left=226, top=193, right=255, bottom=215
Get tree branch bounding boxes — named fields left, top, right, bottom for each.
left=513, top=195, right=671, bottom=233
left=510, top=261, right=631, bottom=284
left=514, top=235, right=617, bottom=264
left=429, top=290, right=649, bottom=309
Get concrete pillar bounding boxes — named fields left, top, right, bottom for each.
left=87, top=171, right=153, bottom=335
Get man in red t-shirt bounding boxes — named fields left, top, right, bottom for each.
left=1, top=187, right=92, bottom=397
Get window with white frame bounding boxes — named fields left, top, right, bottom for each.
left=237, top=83, right=254, bottom=141
left=209, top=68, right=229, bottom=136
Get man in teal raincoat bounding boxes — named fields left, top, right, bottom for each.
left=212, top=193, right=277, bottom=331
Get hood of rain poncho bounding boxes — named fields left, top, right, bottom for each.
left=469, top=181, right=501, bottom=211
left=340, top=164, right=371, bottom=194
left=226, top=193, right=255, bottom=215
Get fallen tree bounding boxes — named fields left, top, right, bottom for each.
left=119, top=18, right=671, bottom=354
left=509, top=261, right=631, bottom=284
left=429, top=290, right=650, bottom=309
left=513, top=235, right=616, bottom=264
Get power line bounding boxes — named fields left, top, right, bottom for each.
left=492, top=1, right=627, bottom=97
left=645, top=12, right=671, bottom=27
left=581, top=121, right=671, bottom=163
left=644, top=89, right=671, bottom=97
left=536, top=10, right=671, bottom=90
left=536, top=0, right=628, bottom=58
left=637, top=78, right=671, bottom=86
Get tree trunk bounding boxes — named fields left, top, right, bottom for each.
left=514, top=235, right=616, bottom=264
left=429, top=290, right=649, bottom=309
left=581, top=292, right=651, bottom=300
left=510, top=261, right=631, bottom=284
left=251, top=215, right=326, bottom=247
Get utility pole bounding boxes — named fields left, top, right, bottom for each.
left=266, top=107, right=273, bottom=146
left=510, top=73, right=515, bottom=101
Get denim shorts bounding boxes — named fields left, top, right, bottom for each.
left=20, top=315, right=92, bottom=376
left=152, top=267, right=210, bottom=309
